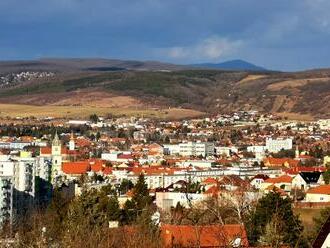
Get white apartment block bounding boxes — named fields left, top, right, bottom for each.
left=156, top=192, right=206, bottom=211
left=265, top=137, right=293, bottom=153
left=163, top=144, right=180, bottom=155
left=178, top=142, right=215, bottom=157
left=0, top=153, right=51, bottom=225
left=215, top=146, right=238, bottom=156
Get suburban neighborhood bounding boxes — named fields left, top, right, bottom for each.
left=0, top=110, right=328, bottom=247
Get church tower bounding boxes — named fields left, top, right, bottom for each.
left=52, top=131, right=62, bottom=175
left=69, top=131, right=75, bottom=151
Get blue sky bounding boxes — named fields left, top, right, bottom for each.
left=1, top=0, right=330, bottom=71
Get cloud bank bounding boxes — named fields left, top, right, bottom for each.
left=0, top=0, right=330, bottom=70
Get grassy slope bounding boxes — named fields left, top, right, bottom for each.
left=0, top=69, right=329, bottom=119
left=0, top=103, right=204, bottom=119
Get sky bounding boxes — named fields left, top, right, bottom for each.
left=1, top=0, right=330, bottom=71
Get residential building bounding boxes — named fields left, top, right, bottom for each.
left=178, top=142, right=214, bottom=157
left=305, top=185, right=330, bottom=202
left=266, top=137, right=293, bottom=153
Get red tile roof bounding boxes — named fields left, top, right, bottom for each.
left=62, top=161, right=90, bottom=175
left=218, top=175, right=249, bottom=188
left=75, top=138, right=92, bottom=147
left=40, top=147, right=51, bottom=155
left=40, top=146, right=70, bottom=155
left=204, top=185, right=221, bottom=196
left=117, top=154, right=134, bottom=160
left=264, top=157, right=300, bottom=167
left=307, top=185, right=330, bottom=195
left=202, top=177, right=218, bottom=185
left=161, top=224, right=249, bottom=247
left=284, top=166, right=326, bottom=175
left=265, top=175, right=293, bottom=184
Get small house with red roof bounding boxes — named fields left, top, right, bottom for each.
left=62, top=161, right=90, bottom=177
left=263, top=157, right=300, bottom=168
left=305, top=185, right=330, bottom=202
left=201, top=177, right=218, bottom=191
left=262, top=175, right=293, bottom=192
left=250, top=174, right=269, bottom=189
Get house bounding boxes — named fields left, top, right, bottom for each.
left=161, top=224, right=249, bottom=247
left=250, top=174, right=269, bottom=189
left=218, top=175, right=250, bottom=191
left=62, top=161, right=90, bottom=177
left=305, top=185, right=330, bottom=202
left=263, top=157, right=300, bottom=168
left=292, top=172, right=324, bottom=191
left=264, top=185, right=288, bottom=198
left=156, top=192, right=206, bottom=210
left=262, top=175, right=293, bottom=192
left=201, top=177, right=218, bottom=191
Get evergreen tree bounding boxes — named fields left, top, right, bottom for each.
left=107, top=195, right=121, bottom=221
left=89, top=114, right=99, bottom=123
left=132, top=174, right=152, bottom=211
left=246, top=192, right=305, bottom=247
left=119, top=179, right=134, bottom=195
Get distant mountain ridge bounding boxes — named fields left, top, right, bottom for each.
left=191, top=59, right=267, bottom=71
left=0, top=58, right=187, bottom=74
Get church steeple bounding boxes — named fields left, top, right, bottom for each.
left=51, top=130, right=63, bottom=177
left=69, top=131, right=75, bottom=151
left=52, top=130, right=61, bottom=147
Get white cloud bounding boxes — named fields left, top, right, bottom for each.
left=158, top=36, right=243, bottom=62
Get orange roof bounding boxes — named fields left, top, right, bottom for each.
left=161, top=224, right=249, bottom=247
left=40, top=146, right=69, bottom=155
left=264, top=157, right=300, bottom=167
left=299, top=154, right=313, bottom=159
left=265, top=175, right=292, bottom=184
left=204, top=185, right=220, bottom=196
left=62, top=161, right=90, bottom=175
left=284, top=166, right=326, bottom=175
left=88, top=159, right=113, bottom=174
left=40, top=147, right=52, bottom=155
left=20, top=136, right=34, bottom=142
left=218, top=175, right=249, bottom=188
left=148, top=151, right=161, bottom=156
left=265, top=185, right=287, bottom=196
left=103, top=167, right=113, bottom=175
left=75, top=138, right=91, bottom=147
left=202, top=177, right=218, bottom=185
left=307, top=185, right=330, bottom=195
